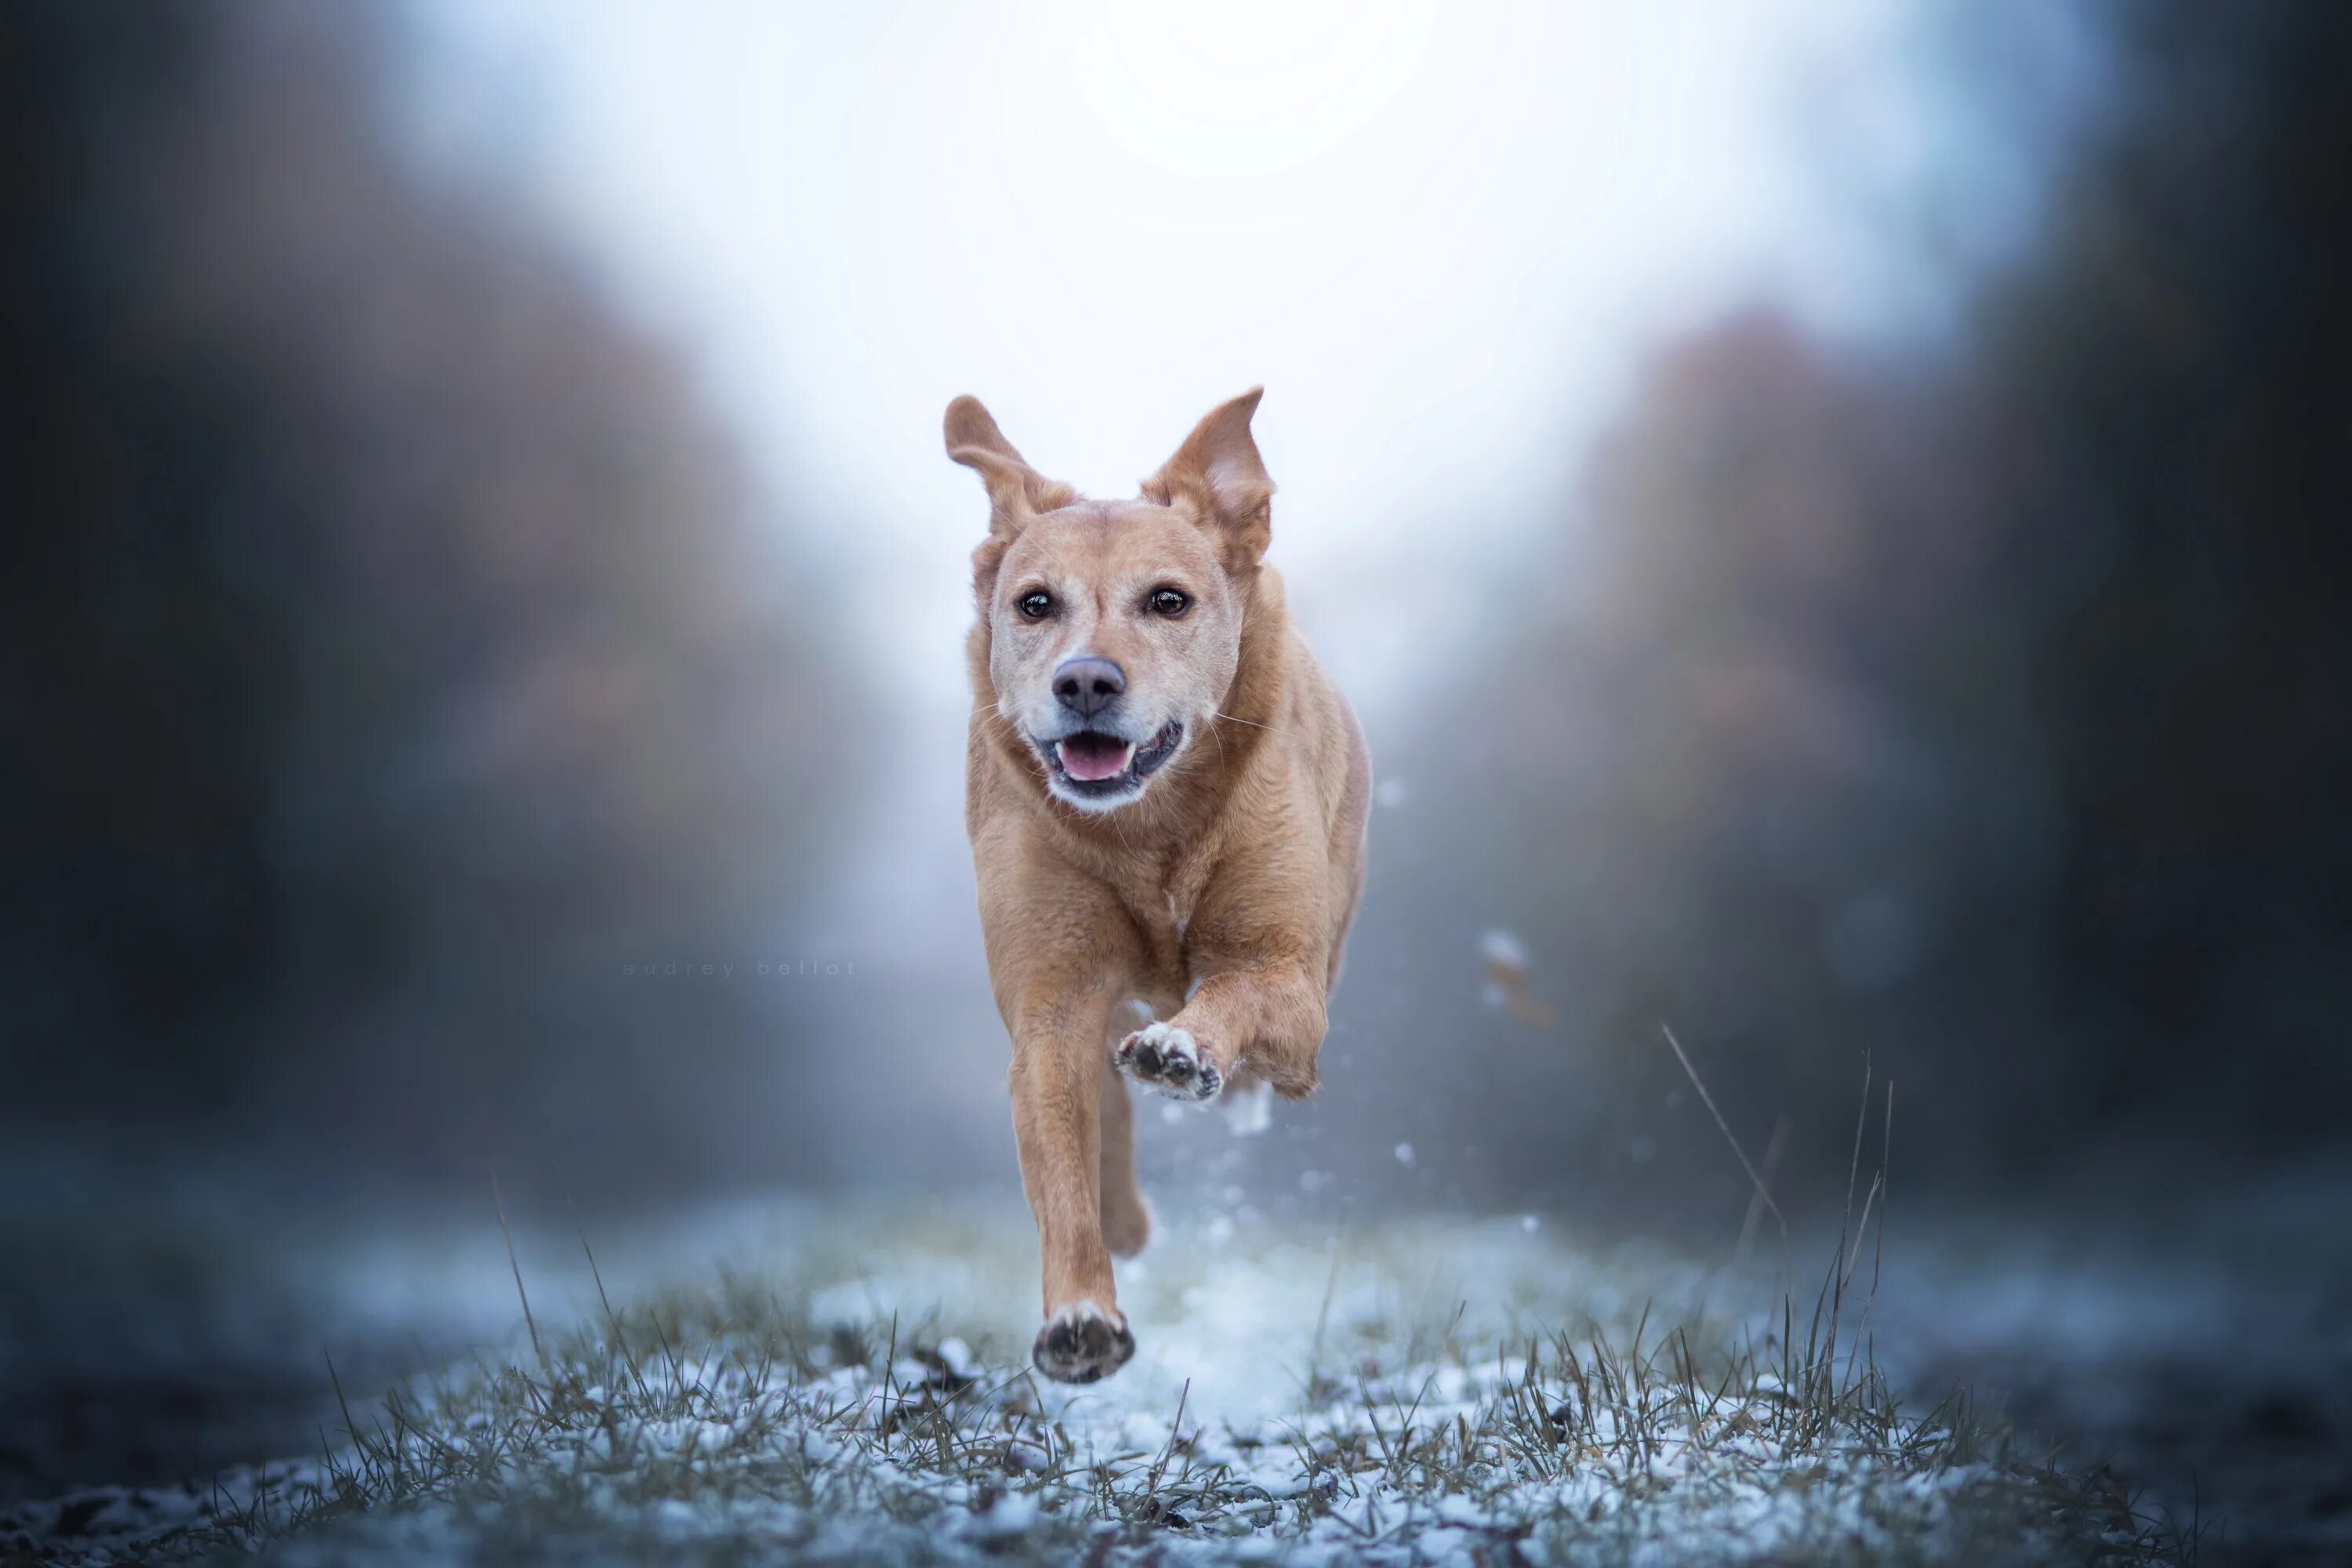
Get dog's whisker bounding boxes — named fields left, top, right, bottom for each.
left=1214, top=710, right=1283, bottom=735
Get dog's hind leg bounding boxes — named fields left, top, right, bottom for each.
left=1097, top=1065, right=1152, bottom=1258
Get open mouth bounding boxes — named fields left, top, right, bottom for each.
left=1041, top=720, right=1185, bottom=800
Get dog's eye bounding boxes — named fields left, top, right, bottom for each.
left=1149, top=587, right=1191, bottom=618
left=1016, top=590, right=1054, bottom=621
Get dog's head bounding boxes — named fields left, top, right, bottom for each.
left=947, top=389, right=1275, bottom=814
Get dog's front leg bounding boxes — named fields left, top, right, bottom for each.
left=1009, top=993, right=1136, bottom=1382
left=1117, top=960, right=1327, bottom=1102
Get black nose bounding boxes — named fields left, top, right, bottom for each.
left=1053, top=655, right=1125, bottom=718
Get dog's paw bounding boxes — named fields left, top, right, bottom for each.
left=1114, top=1022, right=1223, bottom=1102
left=1032, top=1300, right=1134, bottom=1384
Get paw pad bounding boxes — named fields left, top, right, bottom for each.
left=1032, top=1300, right=1135, bottom=1384
left=1115, top=1022, right=1223, bottom=1102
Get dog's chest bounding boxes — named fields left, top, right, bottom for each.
left=1112, top=858, right=1214, bottom=998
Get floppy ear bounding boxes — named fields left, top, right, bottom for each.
left=1142, top=387, right=1274, bottom=571
left=944, top=395, right=1078, bottom=536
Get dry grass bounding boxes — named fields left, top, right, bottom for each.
left=6, top=1200, right=2196, bottom=1567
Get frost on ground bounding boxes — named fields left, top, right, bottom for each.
left=2, top=1208, right=2184, bottom=1566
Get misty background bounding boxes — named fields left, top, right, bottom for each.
left=5, top=1, right=2350, bottom=1556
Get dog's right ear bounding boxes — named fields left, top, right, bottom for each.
left=945, top=396, right=1077, bottom=539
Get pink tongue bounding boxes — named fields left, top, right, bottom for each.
left=1059, top=734, right=1133, bottom=782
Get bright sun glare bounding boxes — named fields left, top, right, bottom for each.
left=1074, top=0, right=1439, bottom=178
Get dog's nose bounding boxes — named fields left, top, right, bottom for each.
left=1053, top=655, right=1126, bottom=718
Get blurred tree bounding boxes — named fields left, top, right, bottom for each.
left=0, top=4, right=855, bottom=1194
left=1357, top=0, right=2352, bottom=1203
left=1986, top=0, right=2352, bottom=1143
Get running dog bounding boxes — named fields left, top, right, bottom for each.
left=946, top=388, right=1370, bottom=1383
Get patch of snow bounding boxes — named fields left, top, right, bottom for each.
left=1221, top=1081, right=1274, bottom=1137
left=0, top=1207, right=2171, bottom=1567
left=1479, top=928, right=1526, bottom=967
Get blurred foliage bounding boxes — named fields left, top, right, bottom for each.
left=5, top=0, right=2348, bottom=1211
left=1358, top=0, right=2352, bottom=1201
left=0, top=4, right=855, bottom=1192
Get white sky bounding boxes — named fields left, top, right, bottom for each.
left=401, top=0, right=2096, bottom=717
left=394, top=0, right=2100, bottom=973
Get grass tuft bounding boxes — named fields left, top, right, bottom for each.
left=10, top=1214, right=2194, bottom=1567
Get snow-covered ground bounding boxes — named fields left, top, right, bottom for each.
left=2, top=1197, right=2190, bottom=1565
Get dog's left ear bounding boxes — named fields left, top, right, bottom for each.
left=1144, top=387, right=1274, bottom=571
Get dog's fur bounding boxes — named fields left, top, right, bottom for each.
left=947, top=389, right=1370, bottom=1383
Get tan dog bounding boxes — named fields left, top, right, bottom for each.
left=946, top=389, right=1370, bottom=1383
